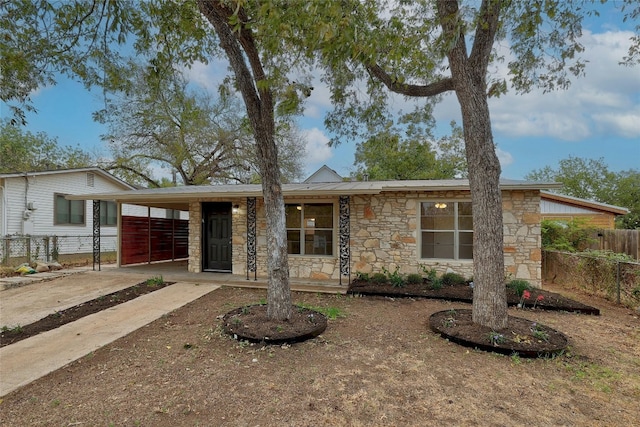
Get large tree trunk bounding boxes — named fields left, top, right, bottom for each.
left=442, top=0, right=508, bottom=330
left=456, top=82, right=508, bottom=330
left=255, top=131, right=292, bottom=320
left=197, top=1, right=291, bottom=320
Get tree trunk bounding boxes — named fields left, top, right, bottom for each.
left=453, top=73, right=508, bottom=330
left=440, top=0, right=508, bottom=330
left=197, top=1, right=291, bottom=320
left=255, top=131, right=293, bottom=321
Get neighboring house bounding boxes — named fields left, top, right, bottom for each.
left=70, top=177, right=560, bottom=288
left=303, top=165, right=344, bottom=183
left=540, top=191, right=629, bottom=229
left=0, top=168, right=186, bottom=259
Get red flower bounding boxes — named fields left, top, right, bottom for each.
left=523, top=290, right=531, bottom=300
left=537, top=295, right=544, bottom=301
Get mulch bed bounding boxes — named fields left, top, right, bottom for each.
left=347, top=280, right=600, bottom=315
left=0, top=281, right=174, bottom=347
left=222, top=304, right=328, bottom=344
left=429, top=309, right=569, bottom=358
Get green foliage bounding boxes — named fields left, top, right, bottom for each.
left=144, top=275, right=164, bottom=287
left=530, top=323, right=549, bottom=342
left=355, top=271, right=370, bottom=281
left=507, top=279, right=532, bottom=297
left=527, top=157, right=640, bottom=229
left=406, top=273, right=423, bottom=285
left=96, top=63, right=304, bottom=187
left=382, top=266, right=406, bottom=288
left=351, top=122, right=467, bottom=181
left=541, top=219, right=596, bottom=252
left=0, top=120, right=94, bottom=173
left=419, top=265, right=438, bottom=282
left=296, top=303, right=345, bottom=320
left=441, top=272, right=466, bottom=286
left=371, top=273, right=387, bottom=284
left=582, top=250, right=634, bottom=263
left=1, top=324, right=23, bottom=333
left=487, top=331, right=506, bottom=346
left=429, top=278, right=443, bottom=291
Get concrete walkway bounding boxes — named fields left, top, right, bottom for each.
left=0, top=261, right=346, bottom=397
left=0, top=270, right=219, bottom=397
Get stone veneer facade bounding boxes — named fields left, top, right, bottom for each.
left=187, top=189, right=542, bottom=288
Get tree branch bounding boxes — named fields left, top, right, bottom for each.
left=366, top=63, right=454, bottom=97
left=469, top=0, right=503, bottom=74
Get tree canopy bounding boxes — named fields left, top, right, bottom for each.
left=94, top=60, right=305, bottom=187
left=0, top=120, right=94, bottom=173
left=352, top=122, right=467, bottom=181
left=526, top=157, right=640, bottom=229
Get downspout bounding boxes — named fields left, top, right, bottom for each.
left=0, top=183, right=6, bottom=236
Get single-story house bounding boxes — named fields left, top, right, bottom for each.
left=69, top=178, right=560, bottom=288
left=0, top=168, right=187, bottom=261
left=540, top=191, right=629, bottom=229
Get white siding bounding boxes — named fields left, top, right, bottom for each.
left=1, top=171, right=187, bottom=239
left=541, top=199, right=597, bottom=215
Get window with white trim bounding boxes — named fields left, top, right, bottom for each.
left=285, top=203, right=334, bottom=255
left=420, top=201, right=473, bottom=260
left=54, top=194, right=85, bottom=225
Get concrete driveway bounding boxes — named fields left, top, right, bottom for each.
left=0, top=261, right=345, bottom=397
left=0, top=266, right=220, bottom=397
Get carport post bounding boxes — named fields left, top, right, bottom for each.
left=92, top=200, right=101, bottom=271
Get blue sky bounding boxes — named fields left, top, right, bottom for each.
left=3, top=4, right=639, bottom=182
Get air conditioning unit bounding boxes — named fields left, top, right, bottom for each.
left=27, top=201, right=37, bottom=210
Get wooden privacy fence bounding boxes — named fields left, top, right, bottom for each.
left=120, top=216, right=189, bottom=265
left=589, top=229, right=640, bottom=260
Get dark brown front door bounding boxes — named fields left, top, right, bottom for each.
left=203, top=202, right=232, bottom=272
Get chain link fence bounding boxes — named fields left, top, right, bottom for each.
left=1, top=235, right=117, bottom=267
left=543, top=249, right=640, bottom=309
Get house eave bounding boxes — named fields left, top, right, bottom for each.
left=65, top=179, right=562, bottom=209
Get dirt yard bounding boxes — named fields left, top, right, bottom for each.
left=1, top=283, right=639, bottom=426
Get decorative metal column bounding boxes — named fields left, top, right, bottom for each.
left=92, top=200, right=101, bottom=271
left=246, top=197, right=257, bottom=280
left=339, top=195, right=351, bottom=285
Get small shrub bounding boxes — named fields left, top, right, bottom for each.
left=355, top=271, right=370, bottom=281
left=487, top=331, right=506, bottom=346
left=406, top=273, right=423, bottom=285
left=371, top=272, right=388, bottom=284
left=441, top=272, right=466, bottom=286
left=419, top=265, right=438, bottom=282
left=383, top=266, right=406, bottom=288
left=145, top=275, right=164, bottom=286
left=530, top=322, right=549, bottom=342
left=541, top=218, right=596, bottom=252
left=430, top=278, right=443, bottom=290
left=507, top=279, right=532, bottom=297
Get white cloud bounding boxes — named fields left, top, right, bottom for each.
left=496, top=148, right=514, bottom=167
left=592, top=110, right=640, bottom=138
left=302, top=127, right=333, bottom=165
left=487, top=29, right=639, bottom=141
left=181, top=60, right=229, bottom=92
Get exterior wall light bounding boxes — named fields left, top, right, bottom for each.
left=232, top=204, right=240, bottom=214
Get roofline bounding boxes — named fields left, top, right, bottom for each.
left=541, top=191, right=629, bottom=215
left=0, top=167, right=135, bottom=190
left=66, top=179, right=562, bottom=206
